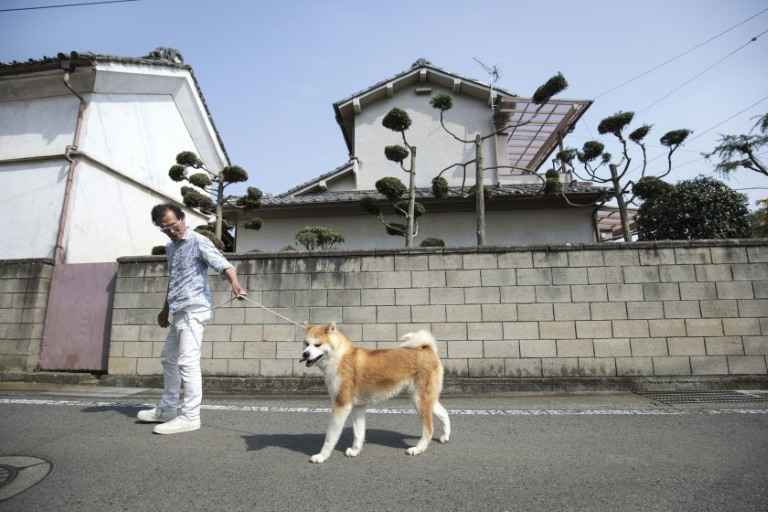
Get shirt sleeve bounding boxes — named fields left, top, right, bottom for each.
left=196, top=233, right=233, bottom=273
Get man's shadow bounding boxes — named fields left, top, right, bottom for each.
left=80, top=403, right=151, bottom=420
left=242, top=428, right=415, bottom=455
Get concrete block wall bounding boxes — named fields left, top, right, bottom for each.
left=0, top=259, right=53, bottom=371
left=108, top=242, right=768, bottom=379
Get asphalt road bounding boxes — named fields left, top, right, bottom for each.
left=0, top=385, right=767, bottom=512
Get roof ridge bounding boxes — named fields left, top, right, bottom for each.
left=332, top=59, right=518, bottom=107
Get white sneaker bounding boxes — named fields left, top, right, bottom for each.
left=137, top=407, right=177, bottom=423
left=153, top=416, right=201, bottom=435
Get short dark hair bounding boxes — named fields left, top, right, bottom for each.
left=151, top=204, right=185, bottom=225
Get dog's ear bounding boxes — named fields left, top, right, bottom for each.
left=302, top=321, right=309, bottom=330
left=327, top=321, right=337, bottom=333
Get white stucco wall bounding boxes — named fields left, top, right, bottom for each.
left=237, top=209, right=595, bottom=252
left=354, top=83, right=499, bottom=190
left=66, top=160, right=208, bottom=262
left=81, top=92, right=202, bottom=202
left=0, top=64, right=221, bottom=263
left=326, top=173, right=356, bottom=192
left=0, top=160, right=68, bottom=259
left=0, top=95, right=79, bottom=159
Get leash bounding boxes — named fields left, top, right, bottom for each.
left=203, top=294, right=305, bottom=328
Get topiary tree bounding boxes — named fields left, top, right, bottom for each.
left=168, top=151, right=263, bottom=251
left=556, top=112, right=691, bottom=241
left=704, top=113, right=768, bottom=177
left=430, top=73, right=569, bottom=245
left=361, top=108, right=425, bottom=247
left=295, top=226, right=345, bottom=251
left=634, top=176, right=751, bottom=240
left=361, top=176, right=426, bottom=246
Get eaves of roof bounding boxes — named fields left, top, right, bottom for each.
left=0, top=50, right=230, bottom=165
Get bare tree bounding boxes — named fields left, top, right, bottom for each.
left=428, top=73, right=569, bottom=246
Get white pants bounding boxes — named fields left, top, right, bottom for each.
left=158, top=308, right=211, bottom=420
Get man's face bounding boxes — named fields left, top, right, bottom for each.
left=156, top=209, right=187, bottom=241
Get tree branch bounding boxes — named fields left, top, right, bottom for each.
left=615, top=135, right=633, bottom=181
left=745, top=148, right=768, bottom=175
left=400, top=130, right=414, bottom=150
left=439, top=111, right=473, bottom=144
left=657, top=144, right=680, bottom=179
left=437, top=159, right=476, bottom=179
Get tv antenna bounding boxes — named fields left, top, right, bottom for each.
left=473, top=57, right=501, bottom=110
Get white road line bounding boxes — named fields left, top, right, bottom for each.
left=1, top=397, right=767, bottom=416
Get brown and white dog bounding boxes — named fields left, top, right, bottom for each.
left=300, top=323, right=451, bottom=464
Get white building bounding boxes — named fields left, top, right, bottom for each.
left=231, top=59, right=608, bottom=252
left=0, top=48, right=225, bottom=263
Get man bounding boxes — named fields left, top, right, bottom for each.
left=137, top=204, right=246, bottom=434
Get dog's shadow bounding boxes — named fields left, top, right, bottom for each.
left=242, top=428, right=415, bottom=455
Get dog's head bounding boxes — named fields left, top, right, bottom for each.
left=300, top=322, right=348, bottom=368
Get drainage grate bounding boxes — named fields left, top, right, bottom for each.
left=0, top=465, right=17, bottom=489
left=639, top=391, right=768, bottom=405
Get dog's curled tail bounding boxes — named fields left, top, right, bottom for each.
left=399, top=330, right=438, bottom=353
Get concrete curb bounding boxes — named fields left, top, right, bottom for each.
left=3, top=372, right=767, bottom=395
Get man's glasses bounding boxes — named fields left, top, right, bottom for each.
left=157, top=219, right=183, bottom=232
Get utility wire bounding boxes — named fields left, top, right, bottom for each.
left=688, top=94, right=768, bottom=142
left=626, top=94, right=768, bottom=172
left=594, top=6, right=768, bottom=99
left=0, top=0, right=137, bottom=13
left=638, top=28, right=768, bottom=114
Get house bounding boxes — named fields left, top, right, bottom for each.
left=0, top=48, right=225, bottom=263
left=229, top=59, right=609, bottom=251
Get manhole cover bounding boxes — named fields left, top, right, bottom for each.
left=0, top=456, right=51, bottom=502
left=638, top=390, right=768, bottom=405
left=0, top=465, right=17, bottom=488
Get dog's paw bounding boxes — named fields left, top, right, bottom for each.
left=406, top=446, right=425, bottom=456
left=439, top=434, right=450, bottom=444
left=309, top=453, right=328, bottom=464
left=345, top=447, right=360, bottom=457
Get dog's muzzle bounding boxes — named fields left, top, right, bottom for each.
left=299, top=353, right=323, bottom=367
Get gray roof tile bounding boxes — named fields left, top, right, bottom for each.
left=249, top=182, right=608, bottom=209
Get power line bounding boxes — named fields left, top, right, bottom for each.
left=638, top=27, right=768, bottom=114
left=594, top=6, right=768, bottom=100
left=625, top=94, right=768, bottom=172
left=0, top=0, right=137, bottom=13
left=688, top=94, right=768, bottom=142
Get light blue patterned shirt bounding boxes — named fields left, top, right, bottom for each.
left=165, top=230, right=233, bottom=316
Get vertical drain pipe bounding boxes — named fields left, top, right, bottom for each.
left=54, top=61, right=88, bottom=264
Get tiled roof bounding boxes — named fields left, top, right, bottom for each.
left=278, top=161, right=355, bottom=197
left=0, top=48, right=230, bottom=165
left=250, top=182, right=608, bottom=209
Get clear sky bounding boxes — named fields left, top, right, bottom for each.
left=2, top=0, right=767, bottom=208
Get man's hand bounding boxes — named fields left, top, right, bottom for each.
left=231, top=283, right=247, bottom=300
left=157, top=308, right=170, bottom=328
